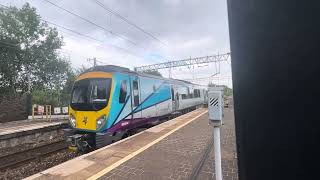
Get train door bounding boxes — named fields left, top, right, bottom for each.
left=171, top=85, right=179, bottom=112
left=203, top=89, right=207, bottom=104
left=131, top=76, right=142, bottom=120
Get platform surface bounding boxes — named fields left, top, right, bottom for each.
left=0, top=119, right=67, bottom=136
left=26, top=108, right=238, bottom=180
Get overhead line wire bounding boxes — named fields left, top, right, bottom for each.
left=43, top=20, right=103, bottom=43
left=0, top=3, right=144, bottom=60
left=42, top=20, right=144, bottom=59
left=92, top=0, right=168, bottom=46
left=43, top=0, right=138, bottom=46
left=0, top=41, right=19, bottom=48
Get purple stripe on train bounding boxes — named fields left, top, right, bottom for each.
left=106, top=116, right=160, bottom=133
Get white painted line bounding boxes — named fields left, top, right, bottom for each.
left=24, top=124, right=148, bottom=180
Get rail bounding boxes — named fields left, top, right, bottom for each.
left=0, top=140, right=67, bottom=170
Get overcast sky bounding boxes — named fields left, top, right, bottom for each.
left=1, top=0, right=232, bottom=87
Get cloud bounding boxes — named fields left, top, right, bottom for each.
left=0, top=0, right=232, bottom=87
left=163, top=0, right=182, bottom=6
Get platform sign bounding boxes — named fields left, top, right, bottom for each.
left=62, top=107, right=68, bottom=114
left=54, top=107, right=61, bottom=114
left=38, top=105, right=44, bottom=114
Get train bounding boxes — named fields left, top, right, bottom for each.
left=65, top=65, right=208, bottom=151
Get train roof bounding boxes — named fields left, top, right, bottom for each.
left=80, top=65, right=205, bottom=87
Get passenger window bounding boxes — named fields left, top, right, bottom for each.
left=133, top=80, right=139, bottom=106
left=187, top=87, right=194, bottom=98
left=194, top=89, right=200, bottom=98
left=181, top=94, right=187, bottom=99
left=119, top=80, right=127, bottom=103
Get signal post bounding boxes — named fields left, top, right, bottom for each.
left=208, top=86, right=224, bottom=180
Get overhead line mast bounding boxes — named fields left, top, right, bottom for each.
left=134, top=53, right=230, bottom=72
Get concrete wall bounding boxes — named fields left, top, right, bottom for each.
left=0, top=123, right=67, bottom=156
left=0, top=94, right=31, bottom=123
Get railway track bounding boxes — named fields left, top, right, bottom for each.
left=0, top=140, right=67, bottom=171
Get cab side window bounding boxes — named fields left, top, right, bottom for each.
left=171, top=86, right=175, bottom=101
left=119, top=80, right=127, bottom=103
left=133, top=80, right=139, bottom=106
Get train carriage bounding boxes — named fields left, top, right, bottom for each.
left=66, top=65, right=207, bottom=151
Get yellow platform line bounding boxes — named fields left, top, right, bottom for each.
left=87, top=110, right=208, bottom=180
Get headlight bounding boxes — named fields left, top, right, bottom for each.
left=96, top=115, right=106, bottom=130
left=70, top=115, right=76, bottom=127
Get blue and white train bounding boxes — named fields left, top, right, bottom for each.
left=66, top=65, right=207, bottom=151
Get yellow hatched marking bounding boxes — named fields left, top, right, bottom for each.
left=87, top=110, right=208, bottom=180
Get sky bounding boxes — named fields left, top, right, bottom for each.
left=1, top=0, right=232, bottom=87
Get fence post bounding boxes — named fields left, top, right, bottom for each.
left=32, top=104, right=35, bottom=120
left=26, top=93, right=32, bottom=119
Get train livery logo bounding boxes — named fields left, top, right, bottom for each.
left=83, top=116, right=88, bottom=125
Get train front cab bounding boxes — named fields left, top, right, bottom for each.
left=65, top=71, right=145, bottom=152
left=65, top=71, right=115, bottom=152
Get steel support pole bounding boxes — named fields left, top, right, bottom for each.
left=214, top=126, right=222, bottom=180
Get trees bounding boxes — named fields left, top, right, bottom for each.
left=208, top=82, right=233, bottom=96
left=0, top=3, right=69, bottom=95
left=0, top=3, right=80, bottom=108
left=223, top=85, right=233, bottom=96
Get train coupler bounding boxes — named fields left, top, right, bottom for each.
left=65, top=133, right=94, bottom=152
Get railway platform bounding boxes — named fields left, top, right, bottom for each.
left=0, top=119, right=67, bottom=138
left=26, top=108, right=238, bottom=180
left=0, top=119, right=68, bottom=153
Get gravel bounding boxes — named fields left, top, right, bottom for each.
left=0, top=149, right=80, bottom=180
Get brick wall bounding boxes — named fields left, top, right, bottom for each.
left=0, top=94, right=31, bottom=123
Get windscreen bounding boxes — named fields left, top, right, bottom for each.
left=70, top=78, right=111, bottom=111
